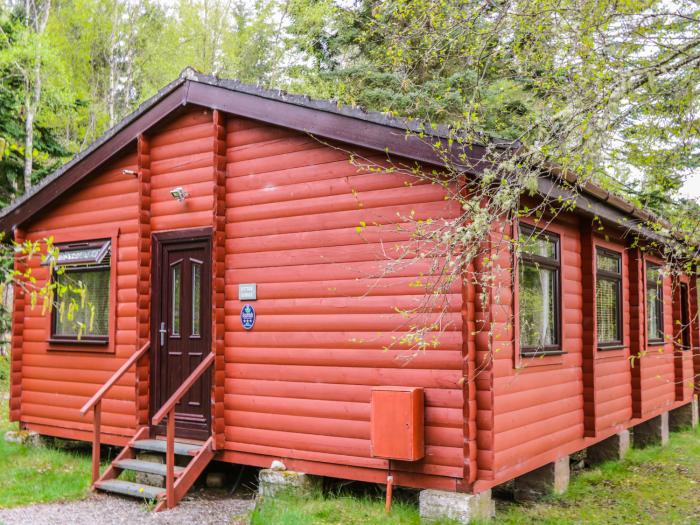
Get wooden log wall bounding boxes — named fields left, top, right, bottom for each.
left=17, top=152, right=140, bottom=443
left=136, top=135, right=152, bottom=426
left=9, top=227, right=26, bottom=422
left=211, top=110, right=227, bottom=449
left=220, top=117, right=467, bottom=490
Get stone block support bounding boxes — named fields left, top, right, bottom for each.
left=258, top=469, right=320, bottom=498
left=633, top=412, right=669, bottom=448
left=135, top=452, right=165, bottom=488
left=587, top=430, right=630, bottom=465
left=513, top=456, right=569, bottom=501
left=669, top=397, right=698, bottom=432
left=419, top=489, right=494, bottom=524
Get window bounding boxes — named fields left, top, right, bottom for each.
left=518, top=225, right=561, bottom=354
left=596, top=249, right=622, bottom=347
left=49, top=239, right=111, bottom=344
left=646, top=262, right=664, bottom=344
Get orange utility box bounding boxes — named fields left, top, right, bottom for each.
left=370, top=386, right=425, bottom=461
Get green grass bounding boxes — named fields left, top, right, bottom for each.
left=250, top=426, right=700, bottom=525
left=0, top=353, right=8, bottom=395
left=496, top=425, right=700, bottom=524
left=249, top=488, right=458, bottom=525
left=0, top=353, right=93, bottom=508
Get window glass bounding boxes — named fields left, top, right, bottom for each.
left=519, top=263, right=558, bottom=347
left=596, top=279, right=619, bottom=343
left=54, top=268, right=110, bottom=338
left=520, top=235, right=557, bottom=259
left=51, top=239, right=111, bottom=343
left=646, top=263, right=663, bottom=342
left=192, top=262, right=201, bottom=337
left=518, top=225, right=560, bottom=352
left=596, top=252, right=620, bottom=273
left=171, top=263, right=181, bottom=336
left=596, top=249, right=622, bottom=346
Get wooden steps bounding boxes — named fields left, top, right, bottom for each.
left=131, top=439, right=201, bottom=456
left=95, top=479, right=166, bottom=500
left=94, top=434, right=215, bottom=511
left=113, top=458, right=185, bottom=477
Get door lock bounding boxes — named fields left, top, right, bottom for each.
left=159, top=321, right=167, bottom=346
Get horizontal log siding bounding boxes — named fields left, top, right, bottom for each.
left=592, top=237, right=632, bottom=433
left=19, top=152, right=140, bottom=439
left=493, top=217, right=584, bottom=481
left=223, top=118, right=465, bottom=488
left=149, top=108, right=215, bottom=232
left=637, top=266, right=676, bottom=415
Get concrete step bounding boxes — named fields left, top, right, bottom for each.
left=114, top=458, right=184, bottom=477
left=131, top=439, right=201, bottom=456
left=95, top=479, right=165, bottom=500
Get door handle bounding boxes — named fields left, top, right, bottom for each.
left=159, top=322, right=167, bottom=346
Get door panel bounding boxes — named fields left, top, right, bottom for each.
left=151, top=231, right=212, bottom=440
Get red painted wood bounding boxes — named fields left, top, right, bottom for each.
left=11, top=106, right=698, bottom=499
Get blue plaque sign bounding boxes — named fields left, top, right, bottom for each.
left=241, top=304, right=256, bottom=330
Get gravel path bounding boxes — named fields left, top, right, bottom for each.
left=0, top=491, right=255, bottom=525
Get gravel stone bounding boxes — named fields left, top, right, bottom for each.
left=0, top=491, right=254, bottom=525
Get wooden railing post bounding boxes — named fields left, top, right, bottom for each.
left=80, top=342, right=150, bottom=487
left=166, top=408, right=175, bottom=509
left=92, top=402, right=101, bottom=484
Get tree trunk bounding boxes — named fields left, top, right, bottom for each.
left=21, top=0, right=52, bottom=194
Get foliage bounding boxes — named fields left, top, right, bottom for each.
left=0, top=13, right=70, bottom=206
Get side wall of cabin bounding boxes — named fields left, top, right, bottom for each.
left=481, top=211, right=698, bottom=490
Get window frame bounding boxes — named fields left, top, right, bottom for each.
left=595, top=247, right=623, bottom=349
left=48, top=239, right=112, bottom=346
left=518, top=224, right=562, bottom=356
left=645, top=261, right=665, bottom=345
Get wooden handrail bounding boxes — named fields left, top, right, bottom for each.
left=80, top=341, right=151, bottom=416
left=80, top=341, right=150, bottom=485
left=152, top=351, right=215, bottom=509
left=152, top=352, right=215, bottom=425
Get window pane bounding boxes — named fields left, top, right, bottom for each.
left=596, top=253, right=620, bottom=274
left=519, top=261, right=557, bottom=348
left=192, top=262, right=201, bottom=337
left=646, top=286, right=663, bottom=340
left=171, top=264, right=181, bottom=336
left=596, top=278, right=619, bottom=343
left=646, top=264, right=663, bottom=340
left=54, top=269, right=110, bottom=337
left=520, top=228, right=556, bottom=259
left=647, top=264, right=661, bottom=285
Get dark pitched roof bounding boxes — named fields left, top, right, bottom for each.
left=0, top=69, right=669, bottom=241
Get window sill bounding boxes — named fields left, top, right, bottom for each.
left=517, top=350, right=566, bottom=369
left=647, top=341, right=666, bottom=348
left=597, top=345, right=627, bottom=351
left=47, top=339, right=112, bottom=353
left=520, top=350, right=564, bottom=358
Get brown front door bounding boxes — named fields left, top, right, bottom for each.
left=151, top=229, right=212, bottom=440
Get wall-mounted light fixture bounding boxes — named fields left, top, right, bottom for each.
left=170, top=187, right=189, bottom=202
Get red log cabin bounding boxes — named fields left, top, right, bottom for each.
left=1, top=70, right=697, bottom=515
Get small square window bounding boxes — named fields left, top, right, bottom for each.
left=49, top=239, right=111, bottom=345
